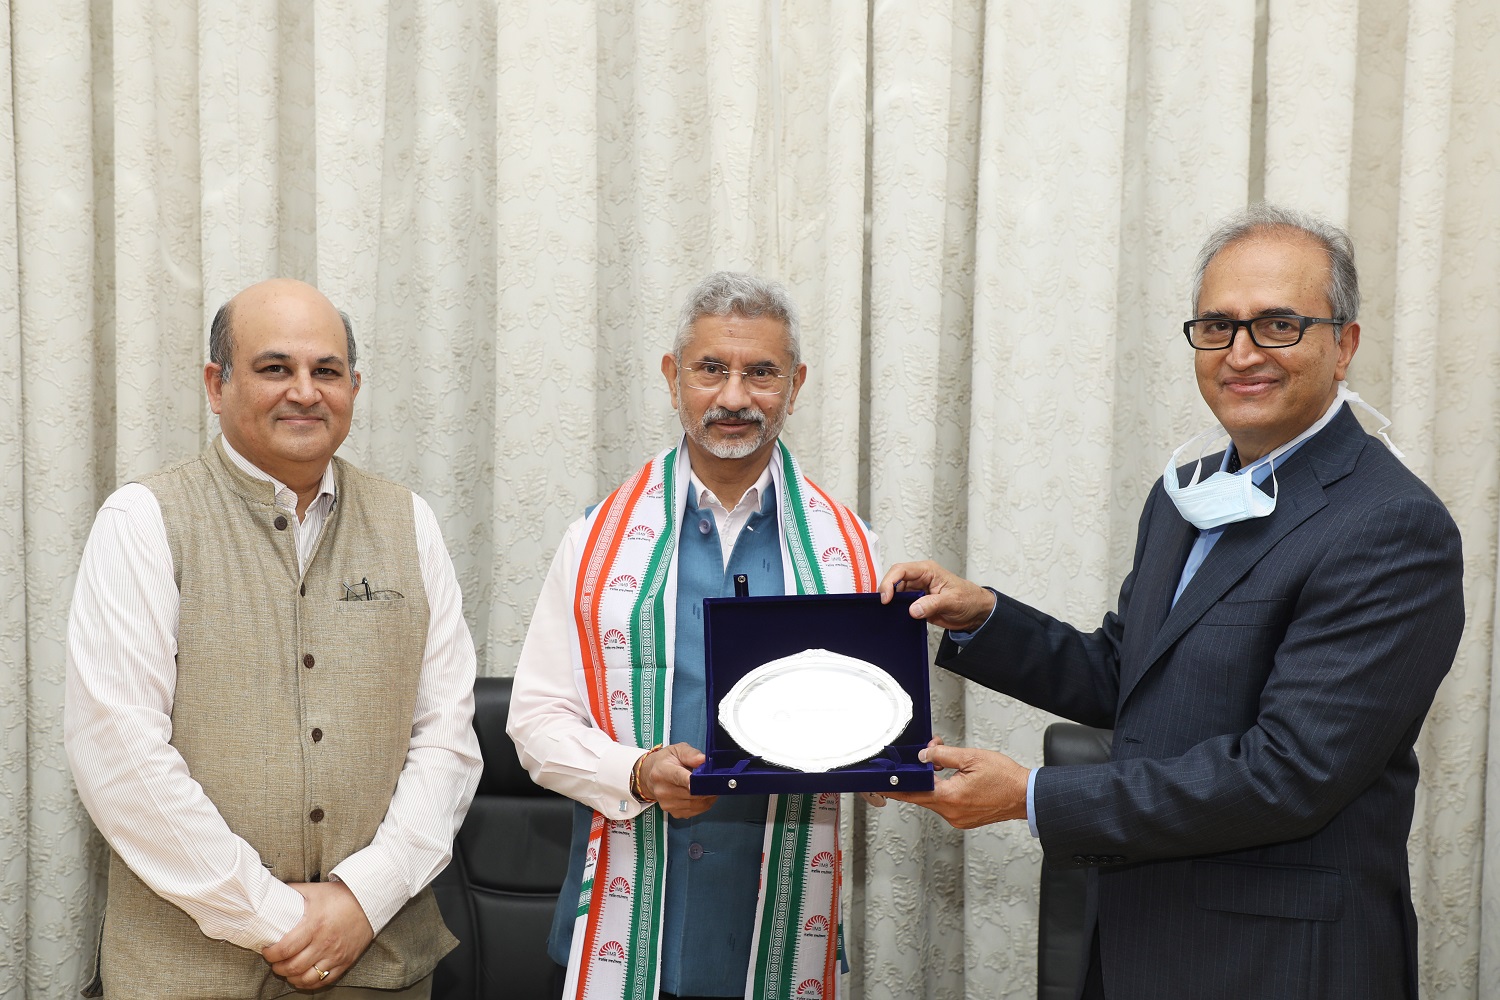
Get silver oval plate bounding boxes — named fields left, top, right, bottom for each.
left=719, top=648, right=912, bottom=771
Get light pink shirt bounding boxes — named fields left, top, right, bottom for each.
left=689, top=462, right=774, bottom=569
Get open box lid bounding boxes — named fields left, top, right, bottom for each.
left=689, top=591, right=935, bottom=795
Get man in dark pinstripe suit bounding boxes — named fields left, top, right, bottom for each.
left=879, top=206, right=1464, bottom=1000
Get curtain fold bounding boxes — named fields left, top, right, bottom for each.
left=4, top=1, right=1498, bottom=996
left=1, top=1, right=26, bottom=986
left=862, top=5, right=980, bottom=996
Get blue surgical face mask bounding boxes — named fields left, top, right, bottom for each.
left=1163, top=382, right=1402, bottom=531
left=1162, top=429, right=1283, bottom=530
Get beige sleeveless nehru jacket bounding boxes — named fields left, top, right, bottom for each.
left=97, top=440, right=455, bottom=1000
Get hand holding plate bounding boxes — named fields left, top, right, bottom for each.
left=639, top=743, right=718, bottom=818
left=877, top=560, right=996, bottom=633
left=886, top=743, right=1028, bottom=829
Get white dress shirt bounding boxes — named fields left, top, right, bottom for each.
left=64, top=438, right=483, bottom=952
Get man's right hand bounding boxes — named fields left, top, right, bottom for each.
left=878, top=560, right=996, bottom=634
left=637, top=743, right=717, bottom=818
left=262, top=880, right=374, bottom=990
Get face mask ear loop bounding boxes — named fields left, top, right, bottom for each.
left=1340, top=385, right=1407, bottom=460
left=1189, top=428, right=1234, bottom=486
left=1373, top=424, right=1405, bottom=460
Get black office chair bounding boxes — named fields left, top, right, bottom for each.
left=432, top=676, right=573, bottom=1000
left=1036, top=723, right=1113, bottom=1000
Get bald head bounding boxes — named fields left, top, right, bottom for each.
left=211, top=279, right=357, bottom=383
left=204, top=278, right=364, bottom=494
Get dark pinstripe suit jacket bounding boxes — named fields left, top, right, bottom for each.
left=940, top=405, right=1464, bottom=1000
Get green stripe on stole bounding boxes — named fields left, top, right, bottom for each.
left=752, top=448, right=828, bottom=997
left=778, top=447, right=826, bottom=595
left=754, top=793, right=817, bottom=999
left=624, top=450, right=677, bottom=998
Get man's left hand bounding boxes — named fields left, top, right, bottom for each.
left=262, top=880, right=375, bottom=990
left=887, top=744, right=1029, bottom=829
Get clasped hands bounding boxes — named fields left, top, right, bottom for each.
left=261, top=879, right=374, bottom=991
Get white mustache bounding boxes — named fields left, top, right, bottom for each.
left=701, top=407, right=764, bottom=427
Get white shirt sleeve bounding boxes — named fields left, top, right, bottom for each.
left=329, top=494, right=483, bottom=934
left=507, top=516, right=651, bottom=820
left=64, top=484, right=307, bottom=952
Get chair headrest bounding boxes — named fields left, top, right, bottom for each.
left=473, top=675, right=554, bottom=797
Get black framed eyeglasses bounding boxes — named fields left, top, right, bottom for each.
left=677, top=362, right=792, bottom=395
left=1183, top=314, right=1344, bottom=350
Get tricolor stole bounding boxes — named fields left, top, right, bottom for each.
left=564, top=441, right=875, bottom=1000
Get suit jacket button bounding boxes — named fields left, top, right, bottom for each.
left=274, top=515, right=288, bottom=530
left=309, top=807, right=325, bottom=823
left=303, top=653, right=315, bottom=669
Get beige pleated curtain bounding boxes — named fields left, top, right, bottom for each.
left=3, top=0, right=1498, bottom=997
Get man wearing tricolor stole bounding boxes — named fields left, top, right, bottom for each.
left=508, top=273, right=880, bottom=1000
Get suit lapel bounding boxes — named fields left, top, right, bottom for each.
left=1119, top=406, right=1370, bottom=707
left=1125, top=493, right=1197, bottom=666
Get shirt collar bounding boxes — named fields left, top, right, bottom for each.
left=1221, top=402, right=1342, bottom=484
left=688, top=457, right=775, bottom=516
left=219, top=434, right=338, bottom=510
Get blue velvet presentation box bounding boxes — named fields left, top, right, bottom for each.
left=689, top=591, right=936, bottom=795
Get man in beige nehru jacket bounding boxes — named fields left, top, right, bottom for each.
left=65, top=279, right=482, bottom=999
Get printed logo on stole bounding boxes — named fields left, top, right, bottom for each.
left=815, top=792, right=837, bottom=808
left=607, top=876, right=632, bottom=900
left=586, top=846, right=598, bottom=866
left=609, top=689, right=630, bottom=710
left=803, top=914, right=830, bottom=938
left=820, top=546, right=850, bottom=568
left=608, top=819, right=633, bottom=836
left=810, top=851, right=835, bottom=875
left=626, top=525, right=657, bottom=542
left=604, top=629, right=628, bottom=650
left=806, top=493, right=831, bottom=514
left=644, top=481, right=666, bottom=498
left=608, top=574, right=639, bottom=592
left=796, top=979, right=825, bottom=998
left=598, top=941, right=627, bottom=964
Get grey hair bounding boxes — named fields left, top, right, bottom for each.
left=1191, top=204, right=1359, bottom=340
left=672, top=271, right=801, bottom=367
left=209, top=300, right=358, bottom=381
